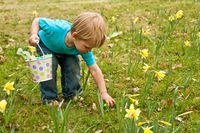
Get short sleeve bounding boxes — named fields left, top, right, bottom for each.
left=81, top=52, right=96, bottom=66
left=39, top=17, right=55, bottom=34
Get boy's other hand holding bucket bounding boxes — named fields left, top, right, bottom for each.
left=29, top=34, right=39, bottom=46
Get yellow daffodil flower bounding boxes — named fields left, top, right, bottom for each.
left=143, top=63, right=150, bottom=72
left=125, top=104, right=141, bottom=120
left=111, top=16, right=116, bottom=22
left=143, top=127, right=153, bottom=133
left=140, top=49, right=149, bottom=59
left=0, top=100, right=7, bottom=113
left=168, top=15, right=176, bottom=22
left=32, top=10, right=38, bottom=17
left=175, top=10, right=183, bottom=19
left=138, top=121, right=147, bottom=126
left=196, top=32, right=200, bottom=37
left=28, top=46, right=36, bottom=53
left=159, top=120, right=172, bottom=126
left=184, top=40, right=191, bottom=47
left=155, top=71, right=166, bottom=81
left=129, top=97, right=139, bottom=106
left=133, top=17, right=139, bottom=24
left=3, top=81, right=15, bottom=95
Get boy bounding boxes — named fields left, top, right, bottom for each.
left=29, top=12, right=115, bottom=107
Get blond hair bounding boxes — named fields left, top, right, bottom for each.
left=71, top=12, right=106, bottom=48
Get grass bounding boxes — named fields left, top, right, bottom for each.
left=0, top=0, right=200, bottom=132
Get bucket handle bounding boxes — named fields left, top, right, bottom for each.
left=36, top=40, right=45, bottom=56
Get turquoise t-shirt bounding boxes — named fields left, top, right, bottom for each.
left=38, top=17, right=95, bottom=66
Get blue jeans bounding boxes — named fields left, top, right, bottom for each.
left=36, top=41, right=82, bottom=103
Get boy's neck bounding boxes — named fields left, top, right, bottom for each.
left=65, top=31, right=75, bottom=48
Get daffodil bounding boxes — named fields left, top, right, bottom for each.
left=3, top=81, right=15, bottom=95
left=196, top=32, right=200, bottom=37
left=129, top=97, right=139, bottom=106
left=143, top=63, right=150, bottom=72
left=155, top=71, right=166, bottom=81
left=32, top=10, right=38, bottom=17
left=28, top=46, right=36, bottom=54
left=168, top=15, right=176, bottom=22
left=138, top=121, right=147, bottom=126
left=133, top=17, right=139, bottom=24
left=143, top=127, right=153, bottom=133
left=0, top=100, right=7, bottom=113
left=111, top=16, right=116, bottom=22
left=184, top=40, right=191, bottom=47
left=125, top=104, right=141, bottom=120
left=175, top=10, right=183, bottom=19
left=159, top=120, right=172, bottom=126
left=140, top=49, right=149, bottom=59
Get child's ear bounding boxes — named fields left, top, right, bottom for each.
left=71, top=32, right=78, bottom=38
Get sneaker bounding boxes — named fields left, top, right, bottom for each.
left=48, top=100, right=59, bottom=107
left=72, top=96, right=78, bottom=102
left=63, top=95, right=82, bottom=102
left=63, top=96, right=77, bottom=102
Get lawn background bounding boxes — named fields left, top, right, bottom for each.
left=0, top=0, right=199, bottom=132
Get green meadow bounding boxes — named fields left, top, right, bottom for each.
left=0, top=0, right=199, bottom=132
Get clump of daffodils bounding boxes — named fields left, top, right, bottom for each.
left=140, top=49, right=149, bottom=59
left=125, top=104, right=141, bottom=120
left=1, top=81, right=16, bottom=127
left=155, top=71, right=166, bottom=81
left=3, top=81, right=15, bottom=95
left=168, top=10, right=184, bottom=22
left=0, top=100, right=7, bottom=113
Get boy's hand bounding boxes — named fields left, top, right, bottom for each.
left=101, top=92, right=116, bottom=107
left=29, top=34, right=39, bottom=46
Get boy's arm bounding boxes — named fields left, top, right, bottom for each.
left=29, top=18, right=40, bottom=46
left=88, top=63, right=116, bottom=107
